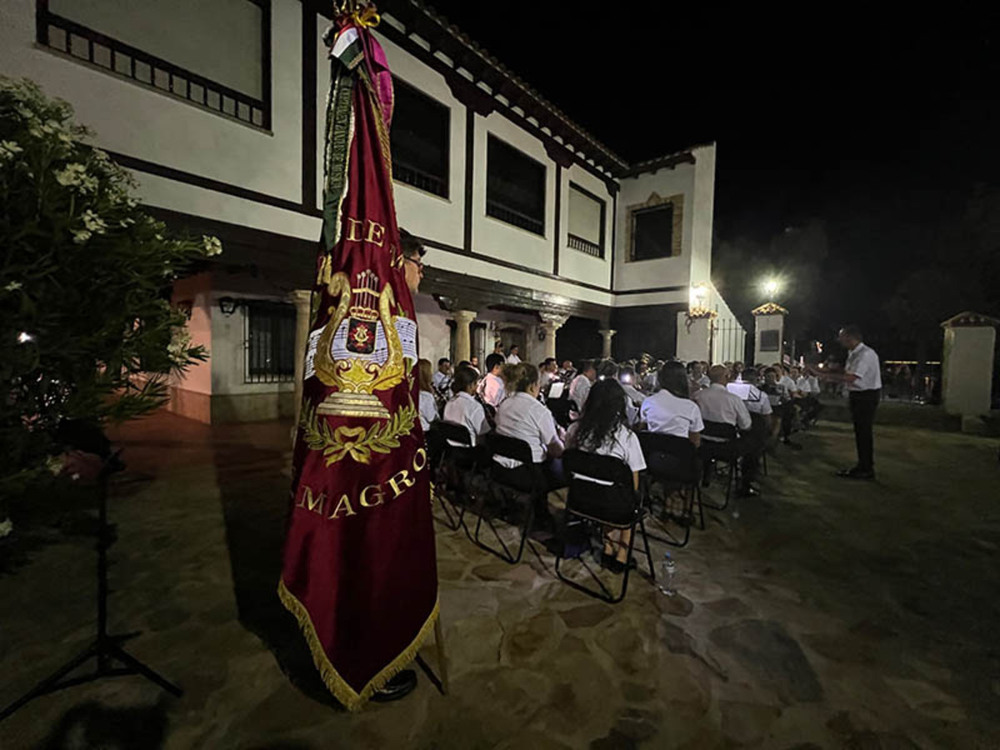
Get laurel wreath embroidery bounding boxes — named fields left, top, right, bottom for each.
left=301, top=401, right=417, bottom=465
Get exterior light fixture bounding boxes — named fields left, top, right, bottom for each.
left=763, top=279, right=780, bottom=299
left=219, top=296, right=239, bottom=316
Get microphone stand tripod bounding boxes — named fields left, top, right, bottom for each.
left=0, top=455, right=182, bottom=722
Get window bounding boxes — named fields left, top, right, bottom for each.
left=245, top=301, right=296, bottom=383
left=759, top=329, right=780, bottom=353
left=567, top=183, right=605, bottom=258
left=390, top=79, right=450, bottom=198
left=486, top=136, right=546, bottom=235
left=628, top=194, right=683, bottom=261
left=38, top=0, right=270, bottom=128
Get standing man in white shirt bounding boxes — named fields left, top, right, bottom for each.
left=568, top=360, right=597, bottom=412
left=505, top=345, right=522, bottom=364
left=810, top=325, right=882, bottom=480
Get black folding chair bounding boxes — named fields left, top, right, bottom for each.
left=428, top=421, right=483, bottom=532
left=476, top=434, right=544, bottom=564
left=546, top=397, right=578, bottom=429
left=638, top=432, right=703, bottom=547
left=555, top=449, right=655, bottom=603
left=699, top=420, right=739, bottom=510
left=749, top=412, right=770, bottom=477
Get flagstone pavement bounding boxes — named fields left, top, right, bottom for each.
left=1, top=413, right=999, bottom=749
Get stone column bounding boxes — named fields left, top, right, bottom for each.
left=290, top=289, right=313, bottom=437
left=452, top=309, right=477, bottom=364
left=538, top=313, right=569, bottom=361
left=599, top=328, right=616, bottom=359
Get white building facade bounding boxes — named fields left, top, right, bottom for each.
left=1, top=0, right=746, bottom=423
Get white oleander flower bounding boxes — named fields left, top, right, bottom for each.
left=54, top=162, right=86, bottom=186
left=0, top=518, right=13, bottom=539
left=46, top=455, right=64, bottom=475
left=81, top=209, right=107, bottom=234
left=72, top=229, right=91, bottom=244
left=0, top=140, right=24, bottom=162
left=202, top=235, right=223, bottom=257
left=4, top=281, right=23, bottom=292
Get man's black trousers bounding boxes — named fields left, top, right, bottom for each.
left=848, top=389, right=880, bottom=472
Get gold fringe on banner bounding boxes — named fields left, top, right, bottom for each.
left=277, top=578, right=439, bottom=712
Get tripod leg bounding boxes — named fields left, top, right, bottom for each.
left=0, top=643, right=97, bottom=721
left=110, top=645, right=183, bottom=697
left=433, top=616, right=449, bottom=695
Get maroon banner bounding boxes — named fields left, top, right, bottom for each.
left=278, top=14, right=437, bottom=712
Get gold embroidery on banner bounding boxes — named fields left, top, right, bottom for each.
left=301, top=400, right=417, bottom=466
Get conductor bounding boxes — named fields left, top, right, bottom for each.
left=808, top=325, right=882, bottom=480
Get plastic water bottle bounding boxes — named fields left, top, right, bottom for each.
left=659, top=553, right=677, bottom=596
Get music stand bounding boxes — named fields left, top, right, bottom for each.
left=0, top=453, right=182, bottom=722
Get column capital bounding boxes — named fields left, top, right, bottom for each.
left=538, top=312, right=570, bottom=330
left=289, top=288, right=312, bottom=308
left=452, top=309, right=478, bottom=324
left=599, top=328, right=617, bottom=338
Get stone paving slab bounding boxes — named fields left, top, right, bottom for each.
left=1, top=415, right=998, bottom=749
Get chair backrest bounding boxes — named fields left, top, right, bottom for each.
left=563, top=449, right=638, bottom=527
left=436, top=420, right=473, bottom=447
left=702, top=420, right=738, bottom=442
left=546, top=397, right=577, bottom=428
left=637, top=431, right=699, bottom=485
left=486, top=433, right=534, bottom=464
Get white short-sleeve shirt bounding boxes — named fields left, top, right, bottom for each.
left=695, top=384, right=752, bottom=432
left=505, top=354, right=521, bottom=364
left=442, top=391, right=489, bottom=445
left=569, top=374, right=592, bottom=410
left=640, top=390, right=704, bottom=438
left=845, top=343, right=882, bottom=391
left=418, top=390, right=438, bottom=432
left=495, top=391, right=561, bottom=465
left=566, top=422, right=646, bottom=485
left=743, top=385, right=773, bottom=416
left=480, top=372, right=506, bottom=407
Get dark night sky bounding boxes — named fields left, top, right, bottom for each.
left=409, top=2, right=999, bottom=352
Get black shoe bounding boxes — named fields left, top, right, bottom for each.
left=607, top=557, right=637, bottom=575
left=371, top=669, right=417, bottom=703
left=836, top=467, right=875, bottom=481
left=601, top=552, right=616, bottom=569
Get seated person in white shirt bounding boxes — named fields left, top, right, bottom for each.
left=695, top=364, right=760, bottom=496
left=568, top=359, right=597, bottom=413
left=468, top=355, right=481, bottom=374
left=417, top=359, right=439, bottom=432
left=494, top=362, right=566, bottom=493
left=640, top=362, right=704, bottom=447
left=505, top=344, right=522, bottom=364
left=538, top=357, right=558, bottom=392
left=479, top=352, right=507, bottom=411
left=792, top=364, right=823, bottom=425
left=443, top=365, right=490, bottom=446
left=432, top=357, right=452, bottom=393
left=770, top=365, right=803, bottom=450
left=687, top=361, right=710, bottom=394
left=566, top=379, right=646, bottom=574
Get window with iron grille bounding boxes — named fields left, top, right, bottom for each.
left=37, top=0, right=271, bottom=129
left=486, top=135, right=546, bottom=236
left=390, top=79, right=450, bottom=198
left=245, top=301, right=296, bottom=383
left=567, top=183, right=605, bottom=258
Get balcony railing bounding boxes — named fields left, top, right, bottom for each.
left=567, top=233, right=603, bottom=258
left=392, top=160, right=447, bottom=198
left=486, top=200, right=544, bottom=236
left=36, top=6, right=270, bottom=129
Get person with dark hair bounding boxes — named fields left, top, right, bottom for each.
left=809, top=324, right=882, bottom=479
left=480, top=352, right=507, bottom=408
left=505, top=344, right=521, bottom=365
left=469, top=355, right=480, bottom=374
left=432, top=357, right=452, bottom=392
left=641, top=362, right=703, bottom=446
left=569, top=359, right=597, bottom=411
left=399, top=228, right=425, bottom=294
left=566, top=379, right=646, bottom=573
left=443, top=365, right=489, bottom=446
left=538, top=357, right=559, bottom=389
left=696, top=364, right=760, bottom=496
left=619, top=365, right=645, bottom=407
left=494, top=362, right=565, bottom=488
left=688, top=361, right=710, bottom=393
